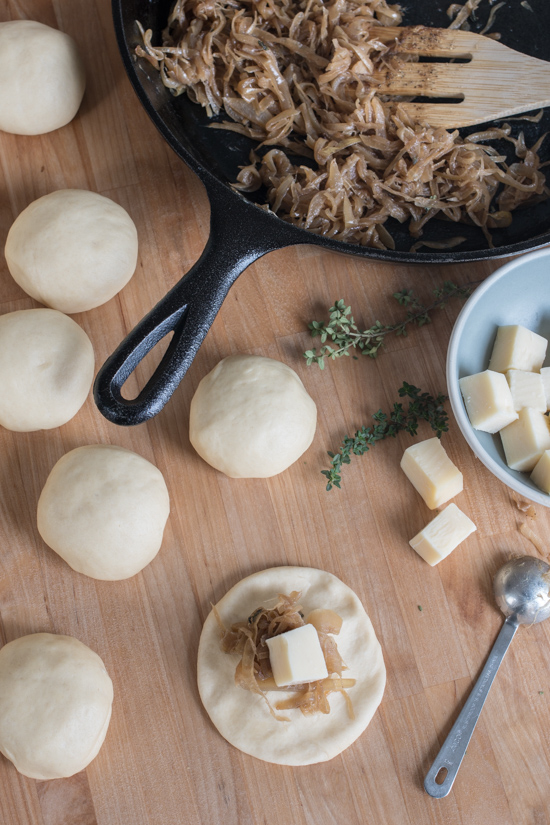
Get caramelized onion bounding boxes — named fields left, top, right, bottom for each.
left=138, top=0, right=548, bottom=249
left=216, top=592, right=354, bottom=719
left=306, top=608, right=343, bottom=634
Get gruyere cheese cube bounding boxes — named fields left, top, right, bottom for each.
left=459, top=370, right=518, bottom=433
left=531, top=450, right=550, bottom=494
left=506, top=370, right=547, bottom=412
left=500, top=407, right=550, bottom=472
left=530, top=450, right=550, bottom=494
left=265, top=624, right=328, bottom=687
left=540, top=367, right=550, bottom=410
left=488, top=325, right=547, bottom=373
left=400, top=437, right=463, bottom=510
left=409, top=503, right=476, bottom=566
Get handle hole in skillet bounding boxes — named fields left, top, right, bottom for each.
left=119, top=331, right=175, bottom=401
left=435, top=767, right=448, bottom=785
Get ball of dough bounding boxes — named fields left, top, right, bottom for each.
left=37, top=444, right=171, bottom=580
left=5, top=190, right=139, bottom=314
left=0, top=308, right=94, bottom=432
left=189, top=354, right=317, bottom=478
left=0, top=633, right=113, bottom=780
left=0, top=20, right=85, bottom=135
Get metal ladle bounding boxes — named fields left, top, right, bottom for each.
left=424, top=555, right=550, bottom=798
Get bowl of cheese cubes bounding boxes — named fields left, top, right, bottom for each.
left=447, top=247, right=550, bottom=506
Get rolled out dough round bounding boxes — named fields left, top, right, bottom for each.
left=5, top=189, right=138, bottom=314
left=0, top=633, right=113, bottom=780
left=37, top=444, right=171, bottom=580
left=197, top=566, right=386, bottom=765
left=189, top=354, right=317, bottom=478
left=0, top=308, right=94, bottom=432
left=0, top=20, right=85, bottom=135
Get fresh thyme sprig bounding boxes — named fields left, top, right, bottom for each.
left=323, top=382, right=449, bottom=491
left=304, top=280, right=480, bottom=368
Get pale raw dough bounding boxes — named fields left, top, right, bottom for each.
left=0, top=20, right=85, bottom=135
left=37, top=444, right=170, bottom=580
left=197, top=566, right=386, bottom=765
left=189, top=355, right=317, bottom=478
left=0, top=633, right=113, bottom=780
left=5, top=189, right=139, bottom=314
left=0, top=308, right=94, bottom=432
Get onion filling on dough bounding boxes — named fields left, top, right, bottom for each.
left=215, top=591, right=356, bottom=721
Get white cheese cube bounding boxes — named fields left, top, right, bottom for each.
left=409, top=503, right=476, bottom=566
left=506, top=370, right=547, bottom=412
left=500, top=408, right=550, bottom=472
left=400, top=437, right=463, bottom=510
left=488, top=325, right=547, bottom=373
left=265, top=624, right=328, bottom=687
left=459, top=370, right=518, bottom=433
left=540, top=367, right=550, bottom=410
left=530, top=450, right=550, bottom=494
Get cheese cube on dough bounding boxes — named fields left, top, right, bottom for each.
left=459, top=370, right=518, bottom=433
left=500, top=408, right=550, bottom=472
left=400, top=437, right=463, bottom=510
left=265, top=624, right=328, bottom=687
left=488, top=325, right=547, bottom=373
left=540, top=367, right=550, bottom=410
left=409, top=503, right=477, bottom=566
left=506, top=370, right=547, bottom=412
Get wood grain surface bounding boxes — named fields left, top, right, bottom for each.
left=1, top=2, right=550, bottom=824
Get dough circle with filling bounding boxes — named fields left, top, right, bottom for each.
left=5, top=189, right=138, bottom=314
left=0, top=633, right=113, bottom=780
left=197, top=566, right=386, bottom=765
left=0, top=308, right=94, bottom=432
left=38, top=444, right=170, bottom=580
left=0, top=20, right=85, bottom=135
left=189, top=355, right=317, bottom=478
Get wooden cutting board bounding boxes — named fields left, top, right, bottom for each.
left=1, top=2, right=550, bottom=823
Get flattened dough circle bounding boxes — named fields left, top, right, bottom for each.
left=197, top=566, right=386, bottom=765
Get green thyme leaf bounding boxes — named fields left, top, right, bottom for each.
left=322, top=382, right=449, bottom=490
left=304, top=280, right=481, bottom=368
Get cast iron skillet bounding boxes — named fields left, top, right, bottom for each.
left=96, top=0, right=550, bottom=425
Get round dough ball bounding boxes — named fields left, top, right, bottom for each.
left=0, top=633, right=113, bottom=780
left=37, top=444, right=170, bottom=580
left=0, top=308, right=94, bottom=432
left=189, top=354, right=317, bottom=478
left=0, top=20, right=85, bottom=135
left=198, top=566, right=386, bottom=765
left=5, top=189, right=139, bottom=314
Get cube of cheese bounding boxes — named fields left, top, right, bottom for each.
left=488, top=325, right=547, bottom=373
left=506, top=370, right=547, bottom=412
left=459, top=370, right=518, bottom=433
left=500, top=408, right=550, bottom=472
left=540, top=367, right=550, bottom=410
left=400, top=437, right=463, bottom=510
left=530, top=450, right=550, bottom=494
left=409, top=503, right=477, bottom=566
left=265, top=624, right=328, bottom=687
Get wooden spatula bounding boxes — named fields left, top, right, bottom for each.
left=370, top=26, right=550, bottom=128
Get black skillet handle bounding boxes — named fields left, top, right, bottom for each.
left=94, top=193, right=297, bottom=425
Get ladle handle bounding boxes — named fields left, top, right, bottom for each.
left=424, top=615, right=518, bottom=798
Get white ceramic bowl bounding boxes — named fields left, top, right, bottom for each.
left=447, top=247, right=550, bottom=506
